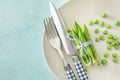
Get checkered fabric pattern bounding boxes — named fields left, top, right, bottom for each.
left=74, top=60, right=88, bottom=80
left=66, top=69, right=76, bottom=80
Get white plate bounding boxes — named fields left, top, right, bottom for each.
left=43, top=0, right=120, bottom=80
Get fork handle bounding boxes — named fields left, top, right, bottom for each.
left=64, top=64, right=76, bottom=80
left=58, top=50, right=76, bottom=80
left=72, top=56, right=89, bottom=80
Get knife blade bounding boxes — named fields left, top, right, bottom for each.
left=49, top=2, right=75, bottom=56
left=49, top=2, right=89, bottom=80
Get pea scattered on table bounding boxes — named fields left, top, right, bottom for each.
left=94, top=19, right=99, bottom=24
left=89, top=20, right=93, bottom=25
left=103, top=30, right=108, bottom=35
left=108, top=34, right=113, bottom=39
left=95, top=37, right=99, bottom=42
left=113, top=35, right=118, bottom=40
left=99, top=35, right=104, bottom=40
left=100, top=21, right=105, bottom=27
left=112, top=58, right=118, bottom=63
left=112, top=53, right=118, bottom=58
left=111, top=42, right=115, bottom=46
left=101, top=59, right=107, bottom=65
left=114, top=21, right=120, bottom=26
left=107, top=39, right=113, bottom=44
left=107, top=45, right=112, bottom=50
left=114, top=45, right=119, bottom=50
left=102, top=13, right=107, bottom=18
left=104, top=52, right=109, bottom=58
left=106, top=24, right=111, bottom=29
left=94, top=28, right=99, bottom=34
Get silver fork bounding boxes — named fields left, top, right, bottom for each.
left=44, top=17, right=76, bottom=80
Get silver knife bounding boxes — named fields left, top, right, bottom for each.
left=49, top=2, right=89, bottom=80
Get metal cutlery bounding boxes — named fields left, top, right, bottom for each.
left=44, top=17, right=76, bottom=80
left=49, top=2, right=89, bottom=80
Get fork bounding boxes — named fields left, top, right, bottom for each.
left=44, top=17, right=76, bottom=80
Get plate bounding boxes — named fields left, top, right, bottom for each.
left=42, top=0, right=120, bottom=80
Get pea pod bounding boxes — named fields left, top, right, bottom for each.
left=73, top=23, right=90, bottom=65
left=74, top=22, right=96, bottom=64
left=82, top=24, right=99, bottom=65
left=66, top=26, right=90, bottom=65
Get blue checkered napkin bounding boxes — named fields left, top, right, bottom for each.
left=74, top=61, right=88, bottom=80
left=66, top=69, right=76, bottom=80
left=64, top=64, right=76, bottom=80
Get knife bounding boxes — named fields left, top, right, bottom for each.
left=49, top=2, right=89, bottom=80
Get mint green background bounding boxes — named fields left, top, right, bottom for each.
left=0, top=0, right=120, bottom=80
left=0, top=0, right=64, bottom=80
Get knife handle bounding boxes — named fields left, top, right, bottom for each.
left=72, top=56, right=89, bottom=80
left=64, top=64, right=76, bottom=80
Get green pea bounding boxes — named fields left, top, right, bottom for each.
left=114, top=21, right=120, bottom=26
left=112, top=58, right=118, bottom=63
left=95, top=37, right=99, bottom=42
left=100, top=21, right=105, bottom=27
left=118, top=41, right=120, bottom=45
left=107, top=45, right=112, bottom=50
left=112, top=53, right=118, bottom=58
left=102, top=13, right=107, bottom=18
left=111, top=42, right=115, bottom=46
left=94, top=19, right=99, bottom=24
left=103, top=30, right=108, bottom=35
left=108, top=34, right=113, bottom=39
left=94, top=28, right=99, bottom=34
left=106, top=24, right=111, bottom=29
left=114, top=42, right=117, bottom=45
left=99, top=35, right=104, bottom=40
left=113, top=35, right=118, bottom=40
left=107, top=39, right=113, bottom=44
left=104, top=53, right=109, bottom=58
left=116, top=41, right=120, bottom=45
left=89, top=20, right=93, bottom=25
left=101, top=59, right=107, bottom=65
left=114, top=45, right=119, bottom=50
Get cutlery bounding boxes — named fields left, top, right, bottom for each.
left=44, top=17, right=76, bottom=80
left=49, top=2, right=89, bottom=80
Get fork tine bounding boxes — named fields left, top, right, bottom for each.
left=45, top=17, right=56, bottom=39
left=44, top=18, right=51, bottom=39
left=44, top=17, right=60, bottom=40
left=47, top=18, right=52, bottom=35
left=48, top=17, right=59, bottom=38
